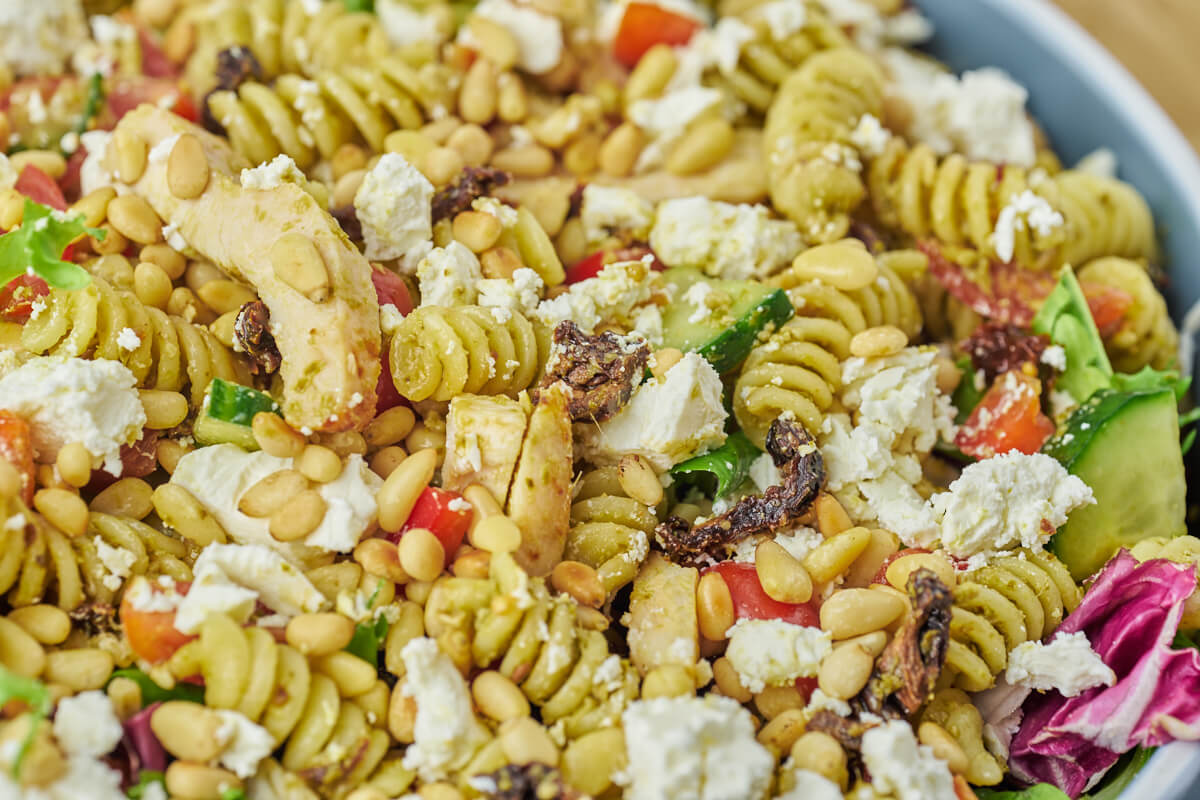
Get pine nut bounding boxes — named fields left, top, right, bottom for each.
left=497, top=72, right=528, bottom=122
left=331, top=143, right=368, bottom=181
left=562, top=729, right=626, bottom=797
left=499, top=716, right=559, bottom=766
left=490, top=144, right=554, bottom=177
left=650, top=347, right=684, bottom=379
left=563, top=133, right=601, bottom=177
left=756, top=540, right=814, bottom=604
left=55, top=442, right=92, bottom=488
left=332, top=169, right=366, bottom=208
left=387, top=686, right=417, bottom=742
left=252, top=412, right=306, bottom=458
left=195, top=279, right=256, bottom=315
left=11, top=149, right=66, bottom=178
left=187, top=259, right=234, bottom=292
left=446, top=123, right=494, bottom=167
left=467, top=16, right=519, bottom=70
left=452, top=549, right=491, bottom=578
left=140, top=243, right=187, bottom=279
left=354, top=538, right=408, bottom=583
left=90, top=478, right=154, bottom=519
left=814, top=492, right=852, bottom=537
left=666, top=117, right=734, bottom=175
left=369, top=445, right=407, bottom=479
left=107, top=675, right=142, bottom=720
left=364, top=406, right=416, bottom=449
left=471, top=514, right=521, bottom=554
left=92, top=224, right=127, bottom=255
left=422, top=146, right=466, bottom=187
left=139, top=389, right=188, bottom=429
left=550, top=560, right=605, bottom=608
left=70, top=187, right=115, bottom=228
left=91, top=253, right=135, bottom=289
left=472, top=670, right=530, bottom=721
left=885, top=551, right=957, bottom=591
left=934, top=355, right=963, bottom=395
left=113, top=129, right=148, bottom=183
left=154, top=484, right=226, bottom=546
left=817, top=641, right=874, bottom=700
left=789, top=241, right=878, bottom=290
left=269, top=489, right=326, bottom=541
left=790, top=732, right=847, bottom=788
left=314, top=650, right=377, bottom=696
left=819, top=588, right=907, bottom=639
left=696, top=571, right=735, bottom=641
left=210, top=310, right=238, bottom=348
left=452, top=211, right=503, bottom=253
left=523, top=182, right=570, bottom=238
left=843, top=528, right=900, bottom=588
left=297, top=444, right=343, bottom=483
left=151, top=701, right=226, bottom=762
left=642, top=664, right=695, bottom=699
left=617, top=454, right=662, bottom=506
left=624, top=44, right=676, bottom=105
left=918, top=721, right=970, bottom=775
left=479, top=245, right=523, bottom=279
left=754, top=685, right=804, bottom=720
left=9, top=605, right=70, bottom=645
left=43, top=648, right=113, bottom=690
left=0, top=459, right=21, bottom=499
left=849, top=325, right=909, bottom=358
left=238, top=469, right=308, bottom=517
left=165, top=761, right=243, bottom=800
left=460, top=58, right=499, bottom=125
left=164, top=133, right=209, bottom=199
left=757, top=708, right=808, bottom=753
left=803, top=526, right=872, bottom=583
left=286, top=612, right=356, bottom=656
left=398, top=527, right=445, bottom=582
left=418, top=783, right=464, bottom=800
left=167, top=286, right=209, bottom=324
left=106, top=195, right=162, bottom=244
left=133, top=261, right=173, bottom=310
left=463, top=483, right=502, bottom=536
left=34, top=488, right=88, bottom=538
left=156, top=439, right=191, bottom=475
left=378, top=449, right=438, bottom=531
left=835, top=630, right=889, bottom=658
left=270, top=232, right=331, bottom=302
left=384, top=130, right=437, bottom=165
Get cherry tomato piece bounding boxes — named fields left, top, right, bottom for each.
left=955, top=370, right=1056, bottom=459
left=703, top=562, right=820, bottom=627
left=0, top=410, right=35, bottom=505
left=613, top=2, right=703, bottom=68
left=392, top=487, right=473, bottom=563
left=0, top=275, right=50, bottom=323
left=119, top=579, right=195, bottom=664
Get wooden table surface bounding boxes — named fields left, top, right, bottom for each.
left=1054, top=0, right=1200, bottom=153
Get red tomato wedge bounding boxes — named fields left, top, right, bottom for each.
left=1080, top=281, right=1134, bottom=339
left=371, top=265, right=414, bottom=315
left=138, top=27, right=179, bottom=78
left=392, top=487, right=473, bottom=563
left=612, top=2, right=703, bottom=68
left=119, top=578, right=196, bottom=664
left=702, top=562, right=820, bottom=627
left=0, top=411, right=35, bottom=506
left=15, top=165, right=67, bottom=211
left=871, top=548, right=930, bottom=585
left=955, top=370, right=1055, bottom=459
left=105, top=77, right=197, bottom=124
left=564, top=245, right=664, bottom=284
left=0, top=275, right=50, bottom=323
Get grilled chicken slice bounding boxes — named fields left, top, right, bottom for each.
left=628, top=552, right=700, bottom=676
left=109, top=105, right=380, bottom=432
left=441, top=394, right=529, bottom=505
left=506, top=383, right=572, bottom=576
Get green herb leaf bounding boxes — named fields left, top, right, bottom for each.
left=108, top=668, right=205, bottom=706
left=0, top=200, right=101, bottom=290
left=975, top=784, right=1071, bottom=800
left=671, top=431, right=761, bottom=498
left=346, top=615, right=390, bottom=667
left=0, top=666, right=51, bottom=778
left=127, top=771, right=166, bottom=799
left=952, top=355, right=987, bottom=424
left=343, top=0, right=374, bottom=10
left=1031, top=267, right=1113, bottom=403
left=220, top=788, right=247, bottom=800
left=74, top=73, right=105, bottom=136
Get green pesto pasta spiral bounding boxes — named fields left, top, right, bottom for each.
left=1077, top=256, right=1178, bottom=372
left=207, top=59, right=458, bottom=168
left=0, top=495, right=85, bottom=611
left=166, top=613, right=391, bottom=792
left=945, top=548, right=1081, bottom=692
left=388, top=306, right=543, bottom=403
left=733, top=315, right=850, bottom=448
left=763, top=48, right=884, bottom=243
left=75, top=513, right=194, bottom=607
left=769, top=240, right=923, bottom=340
left=918, top=688, right=1003, bottom=787
left=20, top=277, right=242, bottom=407
left=565, top=466, right=657, bottom=597
left=184, top=0, right=394, bottom=96
left=1040, top=170, right=1159, bottom=266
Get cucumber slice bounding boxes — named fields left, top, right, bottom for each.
left=193, top=379, right=281, bottom=450
left=660, top=268, right=794, bottom=375
left=1045, top=388, right=1187, bottom=581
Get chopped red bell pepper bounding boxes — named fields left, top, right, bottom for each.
left=612, top=2, right=703, bottom=68
left=0, top=410, right=35, bottom=506
left=392, top=487, right=473, bottom=564
left=702, top=561, right=820, bottom=627
left=955, top=370, right=1056, bottom=459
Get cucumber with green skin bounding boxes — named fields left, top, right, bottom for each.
left=660, top=268, right=794, bottom=375
left=193, top=379, right=281, bottom=450
left=1044, top=387, right=1187, bottom=581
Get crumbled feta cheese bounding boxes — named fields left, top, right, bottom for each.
left=883, top=51, right=1038, bottom=167
left=631, top=304, right=664, bottom=347
left=580, top=185, right=655, bottom=245
left=0, top=0, right=89, bottom=76
left=777, top=767, right=843, bottom=800
left=354, top=153, right=434, bottom=267
left=162, top=222, right=188, bottom=252
left=79, top=130, right=118, bottom=196
left=0, top=154, right=16, bottom=192
left=53, top=691, right=123, bottom=757
left=417, top=241, right=482, bottom=307
left=471, top=196, right=519, bottom=228
left=724, top=618, right=831, bottom=692
left=94, top=538, right=136, bottom=592
left=241, top=154, right=305, bottom=189
left=380, top=302, right=406, bottom=336
left=400, top=637, right=490, bottom=781
left=173, top=542, right=327, bottom=633
left=805, top=688, right=852, bottom=717
left=377, top=0, right=447, bottom=48
left=534, top=258, right=658, bottom=333
left=460, top=0, right=563, bottom=74
left=477, top=267, right=545, bottom=318
left=147, top=133, right=181, bottom=164
left=757, top=0, right=807, bottom=40
left=861, top=720, right=956, bottom=800
left=683, top=281, right=715, bottom=324
left=170, top=444, right=383, bottom=567
left=850, top=113, right=892, bottom=158
left=4, top=514, right=25, bottom=532
left=1041, top=344, right=1067, bottom=371
left=627, top=87, right=724, bottom=172
left=214, top=710, right=276, bottom=778
left=579, top=353, right=726, bottom=470
left=619, top=694, right=774, bottom=800
left=0, top=356, right=146, bottom=476
left=990, top=190, right=1065, bottom=263
left=749, top=452, right=781, bottom=492
left=115, top=326, right=141, bottom=352
left=125, top=575, right=182, bottom=613
left=649, top=196, right=803, bottom=280
left=1005, top=631, right=1116, bottom=697
left=932, top=451, right=1094, bottom=558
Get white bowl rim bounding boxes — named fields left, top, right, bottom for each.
left=948, top=1, right=1200, bottom=797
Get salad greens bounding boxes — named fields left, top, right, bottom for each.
left=670, top=431, right=761, bottom=499
left=0, top=199, right=100, bottom=290
left=0, top=667, right=52, bottom=778
left=345, top=579, right=389, bottom=666
left=975, top=749, right=1154, bottom=800
left=74, top=73, right=105, bottom=137
left=1031, top=268, right=1113, bottom=403
left=127, top=771, right=166, bottom=799
left=109, top=667, right=205, bottom=706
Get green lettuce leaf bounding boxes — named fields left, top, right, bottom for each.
left=343, top=0, right=374, bottom=10
left=952, top=355, right=987, bottom=424
left=127, top=771, right=166, bottom=799
left=0, top=666, right=51, bottom=778
left=345, top=579, right=390, bottom=666
left=0, top=200, right=101, bottom=290
left=976, top=785, right=1070, bottom=800
left=1031, top=267, right=1112, bottom=403
left=671, top=431, right=761, bottom=498
left=108, top=668, right=205, bottom=706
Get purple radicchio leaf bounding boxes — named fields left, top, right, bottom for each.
left=1009, top=551, right=1200, bottom=797
left=123, top=702, right=167, bottom=776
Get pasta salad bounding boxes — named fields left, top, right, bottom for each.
left=0, top=0, right=1195, bottom=799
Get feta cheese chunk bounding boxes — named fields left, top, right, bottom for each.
left=579, top=352, right=726, bottom=470
left=417, top=241, right=482, bottom=307
left=756, top=0, right=807, bottom=40
left=1005, top=631, right=1116, bottom=697
left=214, top=710, right=276, bottom=778
left=170, top=444, right=383, bottom=566
left=619, top=694, right=774, bottom=800
left=932, top=451, right=1094, bottom=558
left=477, top=267, right=544, bottom=319
left=534, top=257, right=659, bottom=333
left=400, top=637, right=490, bottom=781
left=0, top=0, right=89, bottom=76
left=777, top=767, right=843, bottom=800
left=627, top=87, right=724, bottom=173
left=724, top=618, right=831, bottom=692
left=174, top=542, right=327, bottom=633
left=861, top=720, right=957, bottom=800
left=991, top=189, right=1065, bottom=263
left=377, top=0, right=448, bottom=48
left=580, top=185, right=655, bottom=245
left=0, top=356, right=146, bottom=476
left=53, top=691, right=123, bottom=758
left=0, top=154, right=16, bottom=192
left=241, top=154, right=305, bottom=190
left=649, top=196, right=803, bottom=280
left=460, top=0, right=563, bottom=74
left=354, top=153, right=434, bottom=266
